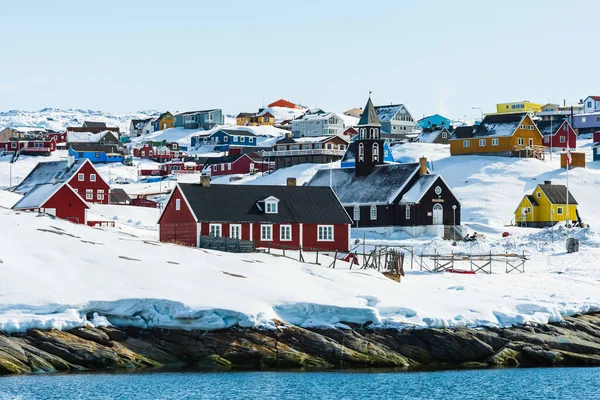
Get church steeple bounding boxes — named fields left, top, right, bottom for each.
left=355, top=95, right=384, bottom=177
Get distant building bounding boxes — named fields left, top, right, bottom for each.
left=174, top=109, right=223, bottom=130
left=129, top=118, right=155, bottom=137
left=202, top=153, right=270, bottom=176
left=66, top=130, right=120, bottom=146
left=416, top=127, right=451, bottom=144
left=570, top=112, right=600, bottom=134
left=450, top=113, right=543, bottom=158
left=416, top=114, right=451, bottom=130
left=263, top=135, right=350, bottom=170
left=536, top=103, right=584, bottom=121
left=291, top=112, right=345, bottom=138
left=0, top=136, right=57, bottom=156
left=495, top=101, right=543, bottom=114
left=582, top=96, right=600, bottom=114
left=153, top=112, right=175, bottom=131
left=69, top=144, right=125, bottom=164
left=82, top=121, right=107, bottom=129
left=236, top=111, right=275, bottom=126
left=268, top=99, right=299, bottom=109
left=343, top=108, right=363, bottom=118
left=515, top=181, right=578, bottom=227
left=373, top=104, right=416, bottom=137
left=535, top=120, right=577, bottom=149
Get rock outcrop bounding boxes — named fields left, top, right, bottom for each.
left=1, top=314, right=599, bottom=375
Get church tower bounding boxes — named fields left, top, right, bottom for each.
left=355, top=96, right=384, bottom=177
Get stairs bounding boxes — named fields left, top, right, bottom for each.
left=443, top=225, right=464, bottom=241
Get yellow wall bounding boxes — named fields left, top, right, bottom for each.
left=156, top=113, right=174, bottom=130
left=514, top=185, right=577, bottom=224
left=236, top=117, right=250, bottom=126
left=496, top=101, right=543, bottom=114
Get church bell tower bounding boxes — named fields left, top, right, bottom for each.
left=355, top=95, right=384, bottom=177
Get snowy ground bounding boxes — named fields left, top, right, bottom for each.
left=0, top=140, right=598, bottom=333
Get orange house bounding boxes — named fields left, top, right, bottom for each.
left=450, top=113, right=544, bottom=159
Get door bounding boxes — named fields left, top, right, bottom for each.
left=432, top=204, right=443, bottom=225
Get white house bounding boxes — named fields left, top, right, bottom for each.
left=583, top=96, right=600, bottom=114
left=374, top=104, right=416, bottom=137
left=291, top=112, right=345, bottom=138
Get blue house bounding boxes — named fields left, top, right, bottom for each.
left=416, top=114, right=451, bottom=130
left=593, top=143, right=600, bottom=162
left=69, top=144, right=125, bottom=164
left=174, top=109, right=224, bottom=130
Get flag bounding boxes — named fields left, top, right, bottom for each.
left=566, top=148, right=572, bottom=165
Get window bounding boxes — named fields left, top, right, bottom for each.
left=213, top=165, right=217, bottom=171
left=95, top=152, right=101, bottom=158
left=372, top=143, right=379, bottom=161
left=265, top=200, right=278, bottom=214
left=209, top=224, right=222, bottom=237
left=520, top=124, right=526, bottom=130
left=582, top=117, right=587, bottom=123
left=86, top=189, right=93, bottom=200
left=224, top=136, right=228, bottom=142
left=317, top=225, right=334, bottom=241
left=527, top=207, right=531, bottom=213
left=261, top=224, right=273, bottom=241
left=536, top=192, right=541, bottom=198
left=78, top=173, right=84, bottom=181
left=175, top=199, right=181, bottom=210
left=492, top=138, right=499, bottom=146
left=230, top=224, right=241, bottom=239
left=240, top=137, right=245, bottom=142
left=544, top=137, right=549, bottom=143
left=563, top=125, right=568, bottom=132
left=90, top=174, right=96, bottom=182
left=463, top=140, right=470, bottom=148
left=518, top=138, right=525, bottom=145
left=233, top=136, right=238, bottom=142
left=11, top=142, right=16, bottom=149
left=406, top=205, right=411, bottom=219
left=280, top=225, right=292, bottom=241
left=227, top=163, right=232, bottom=171
left=353, top=206, right=360, bottom=221
left=358, top=143, right=364, bottom=161
left=479, top=139, right=486, bottom=147
left=557, top=207, right=563, bottom=215
left=97, top=190, right=104, bottom=201
left=587, top=101, right=592, bottom=108
left=370, top=205, right=377, bottom=220
left=529, top=138, right=533, bottom=146
left=442, top=132, right=447, bottom=139
left=560, top=136, right=566, bottom=143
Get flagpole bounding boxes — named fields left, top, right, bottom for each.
left=566, top=146, right=569, bottom=230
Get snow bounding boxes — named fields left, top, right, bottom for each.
left=12, top=183, right=61, bottom=209
left=66, top=131, right=111, bottom=144
left=401, top=174, right=439, bottom=203
left=0, top=139, right=599, bottom=333
left=130, top=127, right=203, bottom=148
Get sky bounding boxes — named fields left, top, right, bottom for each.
left=0, top=0, right=598, bottom=121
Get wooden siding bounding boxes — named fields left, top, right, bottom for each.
left=41, top=185, right=88, bottom=224
left=158, top=186, right=198, bottom=246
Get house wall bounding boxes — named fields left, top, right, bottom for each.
left=40, top=185, right=88, bottom=224
left=519, top=186, right=578, bottom=223
left=515, top=197, right=536, bottom=224
left=417, top=115, right=451, bottom=130
left=560, top=152, right=585, bottom=169
left=542, top=123, right=577, bottom=149
left=158, top=186, right=198, bottom=246
left=496, top=102, right=543, bottom=114
left=412, top=177, right=461, bottom=226
left=571, top=113, right=600, bottom=133
left=206, top=155, right=268, bottom=176
left=66, top=162, right=110, bottom=204
left=583, top=97, right=600, bottom=114
left=155, top=113, right=174, bottom=131
left=300, top=223, right=349, bottom=251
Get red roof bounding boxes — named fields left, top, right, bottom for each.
left=268, top=99, right=298, bottom=109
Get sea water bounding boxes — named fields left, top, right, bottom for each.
left=0, top=368, right=598, bottom=399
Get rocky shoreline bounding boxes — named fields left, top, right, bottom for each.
left=1, top=314, right=599, bottom=375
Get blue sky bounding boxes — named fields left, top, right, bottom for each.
left=1, top=0, right=597, bottom=120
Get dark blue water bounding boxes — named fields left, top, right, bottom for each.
left=0, top=368, right=598, bottom=399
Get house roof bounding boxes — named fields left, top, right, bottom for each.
left=220, top=129, right=257, bottom=137
left=307, top=163, right=421, bottom=205
left=67, top=130, right=119, bottom=144
left=535, top=120, right=569, bottom=137
left=110, top=188, right=131, bottom=204
left=451, top=113, right=526, bottom=139
left=175, top=109, right=220, bottom=116
left=12, top=182, right=89, bottom=210
left=131, top=118, right=154, bottom=130
left=236, top=112, right=254, bottom=118
left=14, top=159, right=88, bottom=194
left=525, top=195, right=539, bottom=206
left=70, top=143, right=124, bottom=154
left=176, top=183, right=351, bottom=224
left=400, top=174, right=440, bottom=203
left=358, top=98, right=381, bottom=127
left=416, top=128, right=448, bottom=143
left=83, top=121, right=107, bottom=128
left=202, top=154, right=244, bottom=166
left=587, top=96, right=600, bottom=101
left=374, top=104, right=406, bottom=122
left=538, top=184, right=578, bottom=205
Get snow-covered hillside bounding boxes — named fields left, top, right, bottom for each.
left=0, top=108, right=157, bottom=133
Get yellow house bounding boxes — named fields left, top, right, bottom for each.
left=450, top=113, right=544, bottom=158
left=236, top=112, right=254, bottom=126
left=155, top=112, right=174, bottom=131
left=514, top=181, right=578, bottom=227
left=236, top=111, right=275, bottom=126
left=496, top=101, right=543, bottom=114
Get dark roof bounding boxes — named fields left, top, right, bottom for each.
left=220, top=129, right=257, bottom=137
left=539, top=184, right=578, bottom=205
left=175, top=109, right=220, bottom=116
left=525, top=195, right=539, bottom=206
left=131, top=118, right=153, bottom=130
left=70, top=143, right=124, bottom=154
left=14, top=159, right=88, bottom=194
left=450, top=113, right=526, bottom=139
left=177, top=184, right=352, bottom=224
left=358, top=97, right=381, bottom=127
left=110, top=188, right=131, bottom=204
left=307, top=164, right=421, bottom=205
left=83, top=121, right=107, bottom=128
left=535, top=120, right=568, bottom=137
left=451, top=126, right=475, bottom=139
left=236, top=112, right=254, bottom=118
left=202, top=154, right=244, bottom=166
left=67, top=126, right=120, bottom=133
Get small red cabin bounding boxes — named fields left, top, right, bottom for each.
left=203, top=153, right=269, bottom=176
left=537, top=120, right=577, bottom=149
left=12, top=182, right=89, bottom=224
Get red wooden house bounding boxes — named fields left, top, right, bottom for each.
left=0, top=137, right=57, bottom=155
left=47, top=131, right=67, bottom=144
left=133, top=142, right=182, bottom=161
left=14, top=157, right=111, bottom=205
left=202, top=153, right=269, bottom=176
left=158, top=180, right=352, bottom=251
left=12, top=182, right=89, bottom=225
left=343, top=127, right=358, bottom=137
left=535, top=120, right=577, bottom=149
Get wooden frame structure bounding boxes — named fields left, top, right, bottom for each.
left=417, top=251, right=528, bottom=274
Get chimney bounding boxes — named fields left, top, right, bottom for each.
left=544, top=180, right=552, bottom=185
left=201, top=175, right=211, bottom=187
left=419, top=157, right=428, bottom=176
left=67, top=153, right=75, bottom=168
left=287, top=177, right=297, bottom=187
left=285, top=131, right=291, bottom=139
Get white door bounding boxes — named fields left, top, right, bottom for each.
left=432, top=204, right=443, bottom=225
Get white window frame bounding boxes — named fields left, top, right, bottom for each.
left=260, top=224, right=273, bottom=241
left=528, top=125, right=534, bottom=130
left=492, top=138, right=499, bottom=146
left=85, top=189, right=93, bottom=200
left=353, top=205, right=360, bottom=221
left=209, top=223, right=222, bottom=237
left=317, top=225, right=334, bottom=242
left=358, top=142, right=364, bottom=161
left=463, top=140, right=470, bottom=148
left=265, top=201, right=278, bottom=214
left=90, top=173, right=96, bottom=182
left=280, top=225, right=292, bottom=241
left=370, top=205, right=377, bottom=220
left=406, top=205, right=411, bottom=219
left=97, top=189, right=104, bottom=201
left=479, top=139, right=486, bottom=147
left=536, top=192, right=541, bottom=198
left=233, top=136, right=238, bottom=142
left=560, top=136, right=566, bottom=143
left=372, top=143, right=379, bottom=161
left=230, top=224, right=241, bottom=240
left=175, top=199, right=181, bottom=210
left=78, top=173, right=85, bottom=181
left=518, top=138, right=525, bottom=145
